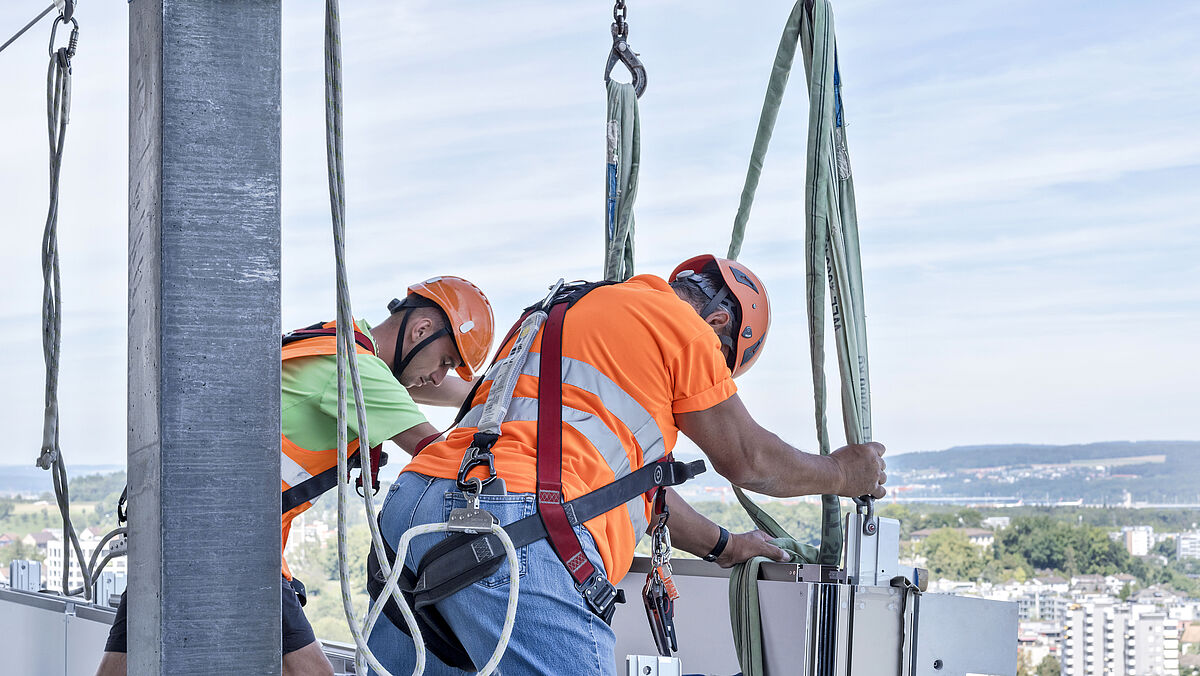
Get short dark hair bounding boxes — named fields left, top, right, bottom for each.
left=389, top=295, right=451, bottom=329
left=670, top=262, right=739, bottom=343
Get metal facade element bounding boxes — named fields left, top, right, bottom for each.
left=128, top=0, right=281, bottom=672
left=613, top=557, right=1017, bottom=676
left=0, top=589, right=115, bottom=676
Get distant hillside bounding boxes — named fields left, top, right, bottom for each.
left=0, top=465, right=123, bottom=497
left=889, top=441, right=1200, bottom=503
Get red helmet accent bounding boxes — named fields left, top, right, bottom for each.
left=670, top=255, right=771, bottom=378
left=406, top=276, right=494, bottom=379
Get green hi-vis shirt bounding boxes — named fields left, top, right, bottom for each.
left=282, top=319, right=426, bottom=454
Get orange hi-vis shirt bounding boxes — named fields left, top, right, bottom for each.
left=404, top=274, right=737, bottom=583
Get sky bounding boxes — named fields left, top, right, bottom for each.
left=0, top=0, right=1197, bottom=469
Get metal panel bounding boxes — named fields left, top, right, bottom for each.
left=759, top=578, right=814, bottom=675
left=128, top=0, right=281, bottom=673
left=848, top=585, right=906, bottom=676
left=0, top=589, right=115, bottom=676
left=911, top=593, right=1018, bottom=676
left=614, top=558, right=742, bottom=674
left=844, top=514, right=901, bottom=586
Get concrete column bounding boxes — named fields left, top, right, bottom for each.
left=128, top=0, right=281, bottom=672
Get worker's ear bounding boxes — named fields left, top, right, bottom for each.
left=409, top=315, right=436, bottom=340
left=704, top=309, right=732, bottom=332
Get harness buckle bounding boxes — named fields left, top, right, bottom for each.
left=456, top=432, right=500, bottom=491
left=580, top=570, right=625, bottom=625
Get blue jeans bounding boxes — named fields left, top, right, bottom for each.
left=367, top=472, right=617, bottom=676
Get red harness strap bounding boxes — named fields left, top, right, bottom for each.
left=536, top=301, right=599, bottom=586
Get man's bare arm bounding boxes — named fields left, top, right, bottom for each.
left=390, top=422, right=441, bottom=457
left=658, top=488, right=789, bottom=568
left=408, top=377, right=476, bottom=407
left=675, top=394, right=886, bottom=499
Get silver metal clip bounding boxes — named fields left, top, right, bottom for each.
left=447, top=477, right=498, bottom=533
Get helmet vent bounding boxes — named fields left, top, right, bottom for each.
left=458, top=320, right=475, bottom=333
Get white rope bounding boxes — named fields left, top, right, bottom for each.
left=363, top=522, right=521, bottom=676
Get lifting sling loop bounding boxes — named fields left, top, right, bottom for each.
left=724, top=2, right=875, bottom=674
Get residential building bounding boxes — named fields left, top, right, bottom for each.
left=1178, top=532, right=1200, bottom=560
left=982, top=516, right=1011, bottom=530
left=44, top=527, right=127, bottom=594
left=1123, top=526, right=1154, bottom=557
left=1062, top=598, right=1180, bottom=676
left=21, top=528, right=59, bottom=555
left=909, top=527, right=995, bottom=548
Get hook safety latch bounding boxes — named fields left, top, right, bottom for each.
left=604, top=26, right=646, bottom=98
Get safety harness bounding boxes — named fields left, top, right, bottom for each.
left=366, top=280, right=707, bottom=670
left=280, top=322, right=388, bottom=513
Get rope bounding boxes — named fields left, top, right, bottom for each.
left=35, top=11, right=92, bottom=602
left=726, top=2, right=874, bottom=674
left=323, top=2, right=450, bottom=673
left=67, top=526, right=127, bottom=597
left=602, top=80, right=640, bottom=282
left=362, top=522, right=521, bottom=676
left=0, top=3, right=54, bottom=56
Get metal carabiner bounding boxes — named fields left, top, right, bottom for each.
left=604, top=26, right=647, bottom=98
left=48, top=15, right=78, bottom=60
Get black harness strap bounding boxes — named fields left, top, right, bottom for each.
left=366, top=458, right=705, bottom=670
left=413, top=459, right=704, bottom=604
left=281, top=448, right=361, bottom=514
left=282, top=322, right=375, bottom=353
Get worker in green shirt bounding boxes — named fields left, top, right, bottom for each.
left=94, top=276, right=495, bottom=676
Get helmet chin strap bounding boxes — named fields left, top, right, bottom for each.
left=390, top=308, right=450, bottom=384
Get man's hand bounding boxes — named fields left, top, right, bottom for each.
left=829, top=441, right=887, bottom=499
left=714, top=529, right=792, bottom=569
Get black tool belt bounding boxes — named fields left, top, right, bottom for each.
left=366, top=458, right=706, bottom=671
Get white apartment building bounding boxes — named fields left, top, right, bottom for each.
left=1123, top=526, right=1154, bottom=557
left=1062, top=599, right=1180, bottom=676
left=1178, top=532, right=1200, bottom=560
left=44, top=527, right=127, bottom=594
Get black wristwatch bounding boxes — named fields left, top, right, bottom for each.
left=702, top=526, right=731, bottom=562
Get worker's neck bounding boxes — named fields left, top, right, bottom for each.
left=371, top=317, right=399, bottom=369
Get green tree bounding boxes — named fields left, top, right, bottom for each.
left=1016, top=650, right=1033, bottom=676
left=0, top=498, right=14, bottom=520
left=0, top=541, right=45, bottom=566
left=920, top=529, right=985, bottom=580
left=1035, top=655, right=1060, bottom=676
left=1152, top=537, right=1176, bottom=560
left=956, top=508, right=983, bottom=528
left=1118, top=582, right=1132, bottom=601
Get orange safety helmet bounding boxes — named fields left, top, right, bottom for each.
left=670, top=255, right=771, bottom=378
left=389, top=276, right=494, bottom=380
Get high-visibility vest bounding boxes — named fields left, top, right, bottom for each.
left=279, top=321, right=379, bottom=580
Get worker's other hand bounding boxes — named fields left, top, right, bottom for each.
left=829, top=441, right=887, bottom=499
left=715, top=529, right=792, bottom=569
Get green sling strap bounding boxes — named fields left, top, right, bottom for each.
left=604, top=80, right=641, bottom=282
left=725, top=1, right=874, bottom=673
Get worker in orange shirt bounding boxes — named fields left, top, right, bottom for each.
left=365, top=256, right=887, bottom=675
left=96, top=277, right=495, bottom=676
